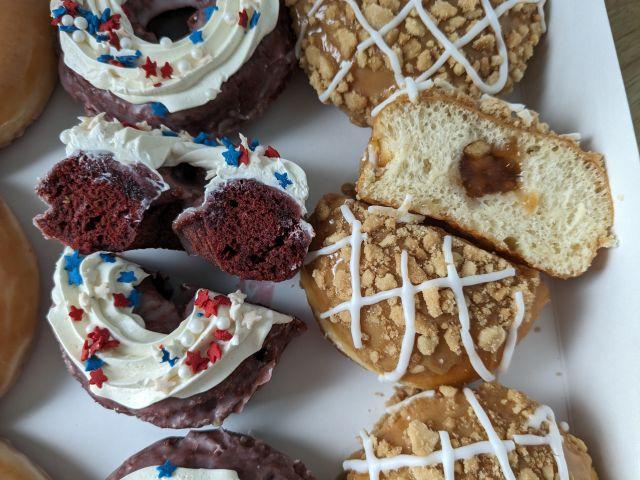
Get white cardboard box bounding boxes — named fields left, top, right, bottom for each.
left=0, top=0, right=639, bottom=478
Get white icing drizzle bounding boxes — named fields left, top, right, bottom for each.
left=367, top=195, right=426, bottom=224
left=306, top=204, right=525, bottom=382
left=59, top=115, right=310, bottom=216
left=48, top=248, right=293, bottom=409
left=299, top=0, right=546, bottom=115
left=344, top=388, right=570, bottom=480
left=498, top=291, right=525, bottom=373
left=384, top=389, right=435, bottom=415
left=51, top=0, right=279, bottom=112
left=121, top=467, right=239, bottom=480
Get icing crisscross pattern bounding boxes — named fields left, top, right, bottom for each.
left=296, top=0, right=546, bottom=116
left=306, top=203, right=525, bottom=382
left=343, top=388, right=569, bottom=480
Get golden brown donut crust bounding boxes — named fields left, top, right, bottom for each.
left=0, top=440, right=49, bottom=480
left=300, top=194, right=547, bottom=389
left=0, top=0, right=57, bottom=148
left=289, top=0, right=545, bottom=126
left=0, top=198, right=39, bottom=398
left=345, top=383, right=598, bottom=480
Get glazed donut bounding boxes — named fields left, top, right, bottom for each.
left=108, top=429, right=316, bottom=479
left=0, top=198, right=39, bottom=398
left=301, top=194, right=548, bottom=390
left=0, top=440, right=50, bottom=480
left=50, top=0, right=296, bottom=136
left=47, top=248, right=306, bottom=427
left=343, top=382, right=597, bottom=480
left=34, top=115, right=313, bottom=282
left=290, top=0, right=546, bottom=126
left=0, top=0, right=56, bottom=148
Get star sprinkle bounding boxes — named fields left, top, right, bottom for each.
left=160, top=61, right=173, bottom=79
left=222, top=145, right=241, bottom=167
left=141, top=56, right=157, bottom=78
left=160, top=347, right=178, bottom=367
left=64, top=250, right=84, bottom=285
left=113, top=293, right=129, bottom=307
left=193, top=132, right=218, bottom=146
left=204, top=5, right=219, bottom=21
left=99, top=12, right=121, bottom=32
left=214, top=329, right=233, bottom=341
left=189, top=30, right=204, bottom=44
left=89, top=368, right=108, bottom=388
left=82, top=326, right=120, bottom=361
left=238, top=145, right=250, bottom=165
left=249, top=11, right=261, bottom=29
left=151, top=102, right=169, bottom=117
left=248, top=139, right=260, bottom=151
left=107, top=30, right=120, bottom=49
left=194, top=290, right=232, bottom=318
left=84, top=355, right=105, bottom=371
left=117, top=271, right=137, bottom=283
left=238, top=9, right=249, bottom=28
left=207, top=342, right=222, bottom=363
left=100, top=253, right=116, bottom=263
left=156, top=460, right=177, bottom=478
left=69, top=305, right=84, bottom=321
left=264, top=146, right=280, bottom=158
left=127, top=289, right=142, bottom=307
left=274, top=171, right=293, bottom=189
left=185, top=350, right=209, bottom=374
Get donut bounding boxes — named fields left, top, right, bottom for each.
left=34, top=115, right=313, bottom=282
left=357, top=86, right=615, bottom=278
left=108, top=429, right=316, bottom=479
left=0, top=198, right=40, bottom=399
left=290, top=0, right=546, bottom=126
left=342, top=382, right=597, bottom=479
left=47, top=248, right=306, bottom=427
left=301, top=194, right=548, bottom=389
left=0, top=440, right=50, bottom=480
left=50, top=0, right=296, bottom=136
left=0, top=0, right=56, bottom=148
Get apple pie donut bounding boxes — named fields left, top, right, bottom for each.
left=343, top=382, right=598, bottom=480
left=300, top=194, right=547, bottom=389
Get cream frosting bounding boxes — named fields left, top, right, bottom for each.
left=59, top=114, right=310, bottom=215
left=47, top=248, right=293, bottom=409
left=121, top=467, right=239, bottom=479
left=51, top=0, right=279, bottom=112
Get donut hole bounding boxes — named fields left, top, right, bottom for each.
left=146, top=7, right=197, bottom=42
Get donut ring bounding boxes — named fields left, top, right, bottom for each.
left=0, top=439, right=50, bottom=480
left=107, top=429, right=316, bottom=479
left=0, top=198, right=39, bottom=399
left=51, top=0, right=296, bottom=136
left=0, top=0, right=56, bottom=148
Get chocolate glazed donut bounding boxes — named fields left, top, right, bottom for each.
left=107, top=430, right=316, bottom=479
left=58, top=1, right=296, bottom=137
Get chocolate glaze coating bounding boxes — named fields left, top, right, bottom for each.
left=107, top=429, right=316, bottom=479
left=58, top=2, right=297, bottom=137
left=34, top=154, right=311, bottom=281
left=62, top=274, right=306, bottom=428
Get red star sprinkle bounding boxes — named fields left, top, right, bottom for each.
left=238, top=145, right=249, bottom=165
left=113, top=293, right=129, bottom=307
left=214, top=329, right=233, bottom=341
left=51, top=17, right=62, bottom=26
left=264, top=146, right=280, bottom=158
left=185, top=350, right=209, bottom=374
left=89, top=368, right=108, bottom=388
left=63, top=0, right=79, bottom=15
left=99, top=13, right=121, bottom=32
left=238, top=9, right=248, bottom=28
left=81, top=326, right=120, bottom=361
left=141, top=56, right=157, bottom=78
left=194, top=289, right=210, bottom=307
left=153, top=82, right=162, bottom=87
left=160, top=62, right=173, bottom=79
left=194, top=290, right=231, bottom=318
left=108, top=30, right=120, bottom=49
left=207, top=342, right=222, bottom=363
left=69, top=305, right=84, bottom=322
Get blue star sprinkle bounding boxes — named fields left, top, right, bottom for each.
left=222, top=146, right=241, bottom=167
left=160, top=348, right=178, bottom=367
left=117, top=271, right=137, bottom=283
left=64, top=251, right=84, bottom=286
left=274, top=171, right=293, bottom=189
left=51, top=6, right=66, bottom=18
left=193, top=132, right=219, bottom=146
left=249, top=11, right=261, bottom=29
left=204, top=5, right=219, bottom=21
left=156, top=460, right=177, bottom=478
left=100, top=253, right=116, bottom=263
left=151, top=102, right=169, bottom=117
left=248, top=139, right=260, bottom=151
left=127, top=289, right=142, bottom=308
left=189, top=30, right=204, bottom=44
left=97, top=54, right=114, bottom=64
left=85, top=355, right=105, bottom=372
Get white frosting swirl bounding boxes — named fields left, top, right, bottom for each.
left=51, top=0, right=279, bottom=112
left=121, top=467, right=239, bottom=479
left=59, top=114, right=310, bottom=215
left=47, top=248, right=293, bottom=409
